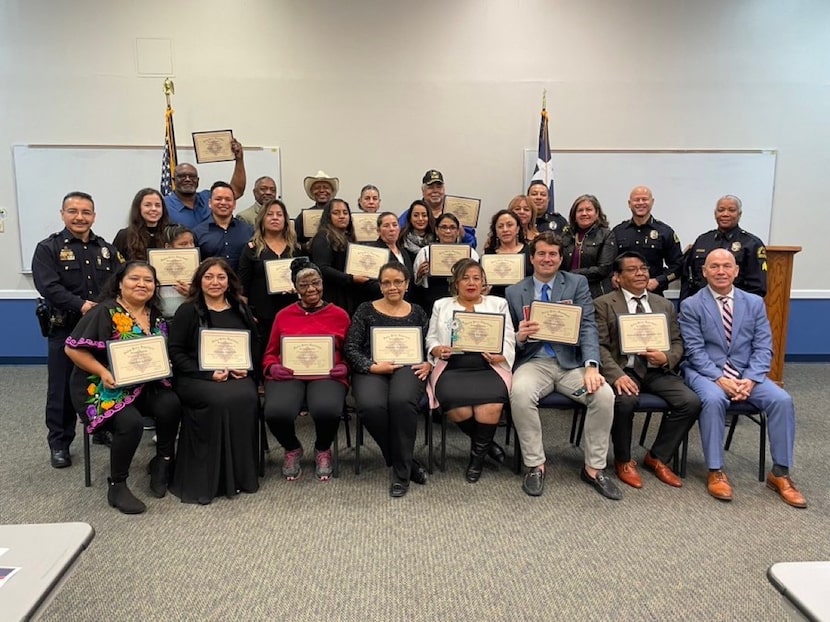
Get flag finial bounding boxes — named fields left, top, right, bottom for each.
left=542, top=89, right=547, bottom=111
left=163, top=78, right=175, bottom=107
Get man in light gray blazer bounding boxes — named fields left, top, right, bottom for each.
left=506, top=231, right=620, bottom=500
left=679, top=249, right=806, bottom=508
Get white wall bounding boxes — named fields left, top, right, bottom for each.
left=1, top=0, right=828, bottom=294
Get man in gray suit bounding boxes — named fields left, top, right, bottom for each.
left=506, top=231, right=620, bottom=500
left=594, top=251, right=700, bottom=490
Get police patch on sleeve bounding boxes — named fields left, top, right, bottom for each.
left=757, top=246, right=767, bottom=259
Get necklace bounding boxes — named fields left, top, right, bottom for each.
left=206, top=299, right=231, bottom=312
left=117, top=297, right=149, bottom=318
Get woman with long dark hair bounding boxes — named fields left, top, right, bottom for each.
left=113, top=188, right=170, bottom=260
left=560, top=194, right=616, bottom=298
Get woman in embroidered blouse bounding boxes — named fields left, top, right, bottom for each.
left=64, top=261, right=181, bottom=514
left=168, top=257, right=260, bottom=504
left=344, top=263, right=431, bottom=498
left=237, top=198, right=303, bottom=350
left=560, top=194, right=616, bottom=298
left=425, top=259, right=515, bottom=483
left=112, top=188, right=170, bottom=260
left=483, top=209, right=532, bottom=298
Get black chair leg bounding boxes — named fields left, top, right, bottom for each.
left=439, top=411, right=447, bottom=472
left=427, top=409, right=434, bottom=474
left=354, top=417, right=363, bottom=475
left=83, top=428, right=91, bottom=487
left=333, top=423, right=340, bottom=479
left=758, top=414, right=767, bottom=482
left=639, top=412, right=653, bottom=447
left=724, top=415, right=739, bottom=450
left=573, top=408, right=586, bottom=447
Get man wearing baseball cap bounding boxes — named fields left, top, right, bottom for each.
left=398, top=169, right=477, bottom=248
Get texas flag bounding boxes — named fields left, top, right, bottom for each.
left=530, top=106, right=555, bottom=217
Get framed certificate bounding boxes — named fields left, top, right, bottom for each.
left=529, top=301, right=583, bottom=345
left=192, top=130, right=235, bottom=163
left=618, top=313, right=671, bottom=354
left=264, top=258, right=294, bottom=294
left=302, top=209, right=324, bottom=238
left=345, top=243, right=388, bottom=279
left=351, top=212, right=379, bottom=243
left=443, top=195, right=481, bottom=228
left=281, top=335, right=334, bottom=376
left=371, top=326, right=424, bottom=364
left=198, top=328, right=252, bottom=371
left=428, top=244, right=472, bottom=277
left=147, top=248, right=200, bottom=286
left=480, top=254, right=525, bottom=286
left=107, top=335, right=172, bottom=387
left=451, top=311, right=505, bottom=354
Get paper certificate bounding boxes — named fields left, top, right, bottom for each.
left=345, top=243, right=388, bottom=279
left=451, top=311, right=505, bottom=354
left=480, top=254, right=525, bottom=286
left=529, top=301, right=583, bottom=345
left=281, top=335, right=334, bottom=376
left=428, top=244, right=472, bottom=277
left=107, top=335, right=172, bottom=387
left=351, top=212, right=379, bottom=243
left=147, top=248, right=200, bottom=286
left=443, top=195, right=481, bottom=228
left=264, top=258, right=294, bottom=294
left=198, top=329, right=252, bottom=371
left=302, top=209, right=324, bottom=238
left=192, top=130, right=235, bottom=163
left=618, top=313, right=670, bottom=354
left=371, top=327, right=424, bottom=364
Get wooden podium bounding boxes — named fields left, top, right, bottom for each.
left=764, top=246, right=801, bottom=386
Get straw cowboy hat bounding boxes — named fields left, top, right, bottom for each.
left=303, top=171, right=339, bottom=200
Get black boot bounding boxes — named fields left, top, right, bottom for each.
left=107, top=478, right=146, bottom=514
left=465, top=422, right=498, bottom=483
left=147, top=455, right=172, bottom=498
left=456, top=418, right=504, bottom=464
left=92, top=430, right=113, bottom=446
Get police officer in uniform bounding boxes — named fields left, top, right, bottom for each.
left=612, top=186, right=683, bottom=296
left=32, top=191, right=123, bottom=468
left=527, top=179, right=568, bottom=234
left=680, top=194, right=767, bottom=300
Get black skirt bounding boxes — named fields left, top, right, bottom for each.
left=434, top=353, right=508, bottom=411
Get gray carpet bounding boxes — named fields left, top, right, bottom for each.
left=1, top=364, right=828, bottom=621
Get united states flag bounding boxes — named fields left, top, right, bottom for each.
left=160, top=108, right=177, bottom=196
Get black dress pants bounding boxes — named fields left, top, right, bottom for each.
left=45, top=329, right=76, bottom=450
left=263, top=379, right=345, bottom=451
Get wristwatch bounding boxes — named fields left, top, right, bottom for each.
left=584, top=360, right=599, bottom=369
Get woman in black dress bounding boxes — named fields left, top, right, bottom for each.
left=560, top=194, right=616, bottom=298
left=113, top=188, right=170, bottom=260
left=168, top=257, right=260, bottom=504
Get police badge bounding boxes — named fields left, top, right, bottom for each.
left=731, top=241, right=741, bottom=252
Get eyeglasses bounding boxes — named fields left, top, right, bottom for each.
left=63, top=209, right=94, bottom=217
left=296, top=280, right=322, bottom=291
left=380, top=279, right=407, bottom=289
left=437, top=225, right=458, bottom=231
left=621, top=266, right=650, bottom=274
left=175, top=173, right=198, bottom=180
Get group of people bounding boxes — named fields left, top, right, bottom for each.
left=32, top=156, right=804, bottom=511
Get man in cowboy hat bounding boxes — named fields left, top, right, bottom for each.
left=294, top=170, right=340, bottom=244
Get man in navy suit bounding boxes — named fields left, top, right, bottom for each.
left=679, top=249, right=806, bottom=507
left=506, top=231, right=620, bottom=500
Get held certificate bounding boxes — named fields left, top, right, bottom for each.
left=618, top=313, right=670, bottom=354
left=428, top=244, right=472, bottom=277
left=264, top=258, right=294, bottom=294
left=147, top=248, right=200, bottom=286
left=302, top=209, right=324, bottom=238
left=443, top=195, right=481, bottom=228
left=480, top=254, right=525, bottom=286
left=371, top=326, right=424, bottom=364
left=345, top=243, right=388, bottom=279
left=107, top=335, right=172, bottom=387
left=451, top=311, right=505, bottom=354
left=529, top=301, right=583, bottom=345
left=192, top=130, right=235, bottom=163
left=198, top=328, right=252, bottom=371
left=281, top=335, right=334, bottom=376
left=351, top=212, right=379, bottom=242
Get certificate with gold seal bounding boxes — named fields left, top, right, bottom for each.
left=451, top=311, right=505, bottom=354
left=264, top=258, right=294, bottom=294
left=198, top=329, right=252, bottom=371
left=351, top=212, right=378, bottom=243
left=443, top=195, right=481, bottom=228
left=147, top=248, right=200, bottom=286
left=529, top=301, right=582, bottom=345
left=302, top=209, right=324, bottom=238
left=345, top=243, right=388, bottom=279
left=618, top=313, right=670, bottom=354
left=281, top=335, right=334, bottom=376
left=480, top=254, right=525, bottom=286
left=192, top=130, right=235, bottom=163
left=428, top=244, right=472, bottom=277
left=107, top=335, right=172, bottom=387
left=371, top=327, right=424, bottom=364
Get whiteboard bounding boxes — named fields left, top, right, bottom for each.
left=13, top=144, right=282, bottom=271
left=522, top=150, right=776, bottom=250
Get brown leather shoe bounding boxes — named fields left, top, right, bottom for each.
left=707, top=470, right=733, bottom=501
left=615, top=460, right=643, bottom=489
left=766, top=473, right=807, bottom=508
left=643, top=452, right=682, bottom=488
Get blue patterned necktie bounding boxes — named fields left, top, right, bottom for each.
left=719, top=296, right=740, bottom=379
left=540, top=284, right=556, bottom=357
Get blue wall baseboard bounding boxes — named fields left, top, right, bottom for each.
left=2, top=297, right=829, bottom=362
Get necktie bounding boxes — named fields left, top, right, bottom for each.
left=626, top=295, right=648, bottom=379
left=634, top=295, right=646, bottom=314
left=540, top=284, right=556, bottom=357
left=718, top=296, right=740, bottom=379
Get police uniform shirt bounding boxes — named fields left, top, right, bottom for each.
left=612, top=216, right=684, bottom=293
left=536, top=212, right=569, bottom=235
left=192, top=215, right=254, bottom=272
left=32, top=228, right=123, bottom=315
left=680, top=227, right=767, bottom=300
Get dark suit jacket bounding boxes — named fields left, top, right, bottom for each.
left=594, top=289, right=685, bottom=384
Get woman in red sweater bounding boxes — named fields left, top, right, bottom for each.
left=262, top=258, right=350, bottom=481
